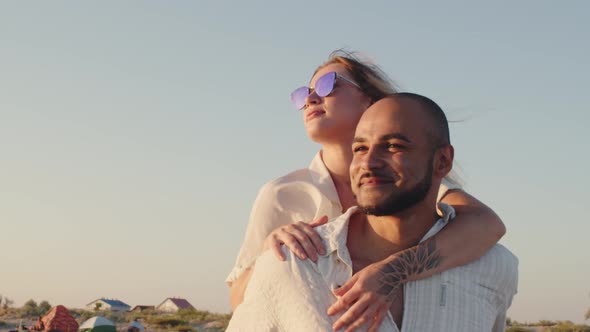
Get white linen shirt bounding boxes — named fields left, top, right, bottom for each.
left=226, top=152, right=460, bottom=284
left=226, top=204, right=518, bottom=332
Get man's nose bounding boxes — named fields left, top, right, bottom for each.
left=361, top=147, right=385, bottom=170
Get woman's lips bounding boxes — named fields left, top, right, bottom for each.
left=306, top=110, right=325, bottom=122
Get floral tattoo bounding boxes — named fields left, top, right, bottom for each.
left=377, top=239, right=442, bottom=302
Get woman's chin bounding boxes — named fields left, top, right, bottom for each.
left=306, top=124, right=335, bottom=143
left=306, top=121, right=356, bottom=145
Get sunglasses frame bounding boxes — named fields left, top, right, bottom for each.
left=290, top=71, right=361, bottom=110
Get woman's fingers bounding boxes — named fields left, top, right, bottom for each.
left=265, top=217, right=328, bottom=262
left=332, top=294, right=370, bottom=331
left=332, top=275, right=357, bottom=297
left=270, top=236, right=286, bottom=261
left=279, top=230, right=308, bottom=259
left=367, top=306, right=388, bottom=332
left=296, top=221, right=326, bottom=256
left=287, top=224, right=320, bottom=260
left=328, top=283, right=360, bottom=316
left=345, top=305, right=375, bottom=332
left=309, top=215, right=329, bottom=227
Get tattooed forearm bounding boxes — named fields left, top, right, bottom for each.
left=377, top=239, right=442, bottom=302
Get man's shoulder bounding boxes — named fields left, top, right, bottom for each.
left=478, top=244, right=518, bottom=272
left=451, top=244, right=518, bottom=290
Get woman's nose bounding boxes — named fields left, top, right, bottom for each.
left=304, top=89, right=321, bottom=108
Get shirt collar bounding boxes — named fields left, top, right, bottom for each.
left=317, top=203, right=457, bottom=262
left=308, top=151, right=342, bottom=206
left=420, top=202, right=456, bottom=242
left=315, top=206, right=358, bottom=266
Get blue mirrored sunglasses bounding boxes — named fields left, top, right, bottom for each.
left=290, top=71, right=360, bottom=110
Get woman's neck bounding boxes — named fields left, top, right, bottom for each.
left=321, top=143, right=352, bottom=182
left=321, top=143, right=356, bottom=211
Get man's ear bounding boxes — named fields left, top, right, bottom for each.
left=434, top=144, right=454, bottom=178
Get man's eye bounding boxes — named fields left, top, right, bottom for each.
left=353, top=146, right=367, bottom=153
left=388, top=143, right=405, bottom=150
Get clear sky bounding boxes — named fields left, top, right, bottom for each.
left=1, top=0, right=589, bottom=324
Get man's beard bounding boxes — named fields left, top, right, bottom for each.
left=359, top=158, right=434, bottom=217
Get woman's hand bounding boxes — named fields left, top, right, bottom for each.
left=328, top=239, right=442, bottom=331
left=327, top=260, right=398, bottom=332
left=262, top=216, right=328, bottom=262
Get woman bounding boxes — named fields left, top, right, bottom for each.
left=227, top=51, right=505, bottom=331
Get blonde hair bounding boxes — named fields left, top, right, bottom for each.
left=314, top=50, right=398, bottom=104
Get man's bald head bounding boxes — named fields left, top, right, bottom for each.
left=389, top=92, right=451, bottom=150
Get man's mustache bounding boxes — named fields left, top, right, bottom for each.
left=358, top=171, right=396, bottom=182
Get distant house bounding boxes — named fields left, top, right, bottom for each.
left=86, top=298, right=131, bottom=312
left=156, top=298, right=195, bottom=313
left=129, top=305, right=155, bottom=312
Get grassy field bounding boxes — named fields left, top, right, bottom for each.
left=0, top=307, right=231, bottom=332
left=2, top=306, right=590, bottom=331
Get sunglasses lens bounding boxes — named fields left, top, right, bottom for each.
left=290, top=72, right=337, bottom=110
left=290, top=87, right=309, bottom=109
left=315, top=72, right=337, bottom=97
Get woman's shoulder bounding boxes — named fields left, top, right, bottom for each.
left=253, top=167, right=326, bottom=214
left=258, top=167, right=316, bottom=193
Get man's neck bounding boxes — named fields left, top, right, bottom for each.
left=347, top=200, right=439, bottom=266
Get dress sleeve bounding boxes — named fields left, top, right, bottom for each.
left=225, top=181, right=293, bottom=284
left=437, top=176, right=463, bottom=203
left=226, top=251, right=335, bottom=331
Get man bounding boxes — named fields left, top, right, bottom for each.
left=226, top=93, right=518, bottom=331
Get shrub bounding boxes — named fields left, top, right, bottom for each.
left=0, top=295, right=14, bottom=310
left=101, top=311, right=126, bottom=324
left=506, top=327, right=533, bottom=332
left=70, top=309, right=96, bottom=322
left=127, top=309, right=156, bottom=321
left=176, top=308, right=231, bottom=325
left=147, top=316, right=187, bottom=328
left=175, top=325, right=194, bottom=332
left=538, top=320, right=558, bottom=326
left=22, top=299, right=39, bottom=317
left=38, top=301, right=51, bottom=316
left=549, top=323, right=590, bottom=332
